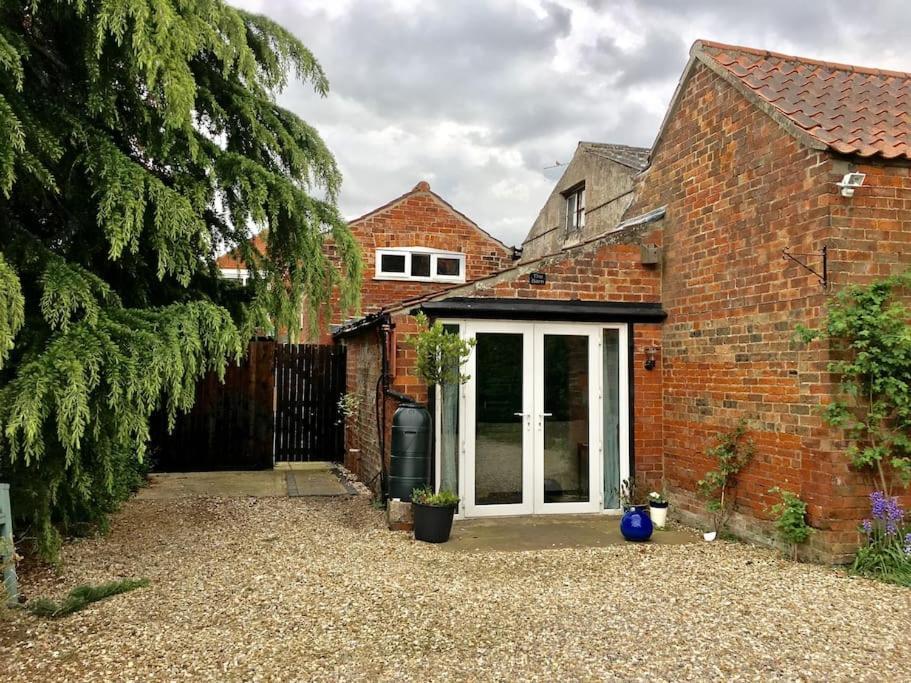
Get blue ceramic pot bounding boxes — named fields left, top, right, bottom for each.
left=620, top=505, right=654, bottom=542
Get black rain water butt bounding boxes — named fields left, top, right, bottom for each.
left=388, top=403, right=431, bottom=501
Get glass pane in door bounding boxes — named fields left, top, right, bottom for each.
left=438, top=324, right=460, bottom=494
left=603, top=329, right=621, bottom=509
left=542, top=334, right=589, bottom=503
left=475, top=333, right=524, bottom=505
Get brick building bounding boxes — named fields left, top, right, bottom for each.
left=216, top=181, right=515, bottom=341
left=336, top=40, right=911, bottom=563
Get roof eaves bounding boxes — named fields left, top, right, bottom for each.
left=580, top=142, right=650, bottom=171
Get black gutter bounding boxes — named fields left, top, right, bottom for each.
left=413, top=298, right=666, bottom=324
left=333, top=310, right=388, bottom=339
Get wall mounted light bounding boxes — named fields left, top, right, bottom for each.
left=836, top=172, right=866, bottom=198
left=644, top=346, right=659, bottom=371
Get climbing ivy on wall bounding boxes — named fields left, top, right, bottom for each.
left=797, top=271, right=911, bottom=494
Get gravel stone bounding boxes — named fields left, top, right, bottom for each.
left=1, top=495, right=909, bottom=681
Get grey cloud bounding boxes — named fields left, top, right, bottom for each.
left=233, top=0, right=911, bottom=247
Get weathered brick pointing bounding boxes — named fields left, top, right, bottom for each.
left=629, top=60, right=911, bottom=562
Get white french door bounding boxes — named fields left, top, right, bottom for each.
left=463, top=321, right=616, bottom=517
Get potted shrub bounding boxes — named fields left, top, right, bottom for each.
left=412, top=486, right=459, bottom=543
left=648, top=490, right=669, bottom=528
left=619, top=478, right=653, bottom=542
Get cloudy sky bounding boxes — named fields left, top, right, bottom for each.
left=233, top=0, right=911, bottom=247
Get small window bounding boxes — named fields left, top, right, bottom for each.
left=375, top=248, right=465, bottom=283
left=380, top=253, right=406, bottom=274
left=564, top=184, right=585, bottom=233
left=411, top=253, right=431, bottom=277
left=219, top=267, right=250, bottom=285
left=436, top=257, right=461, bottom=277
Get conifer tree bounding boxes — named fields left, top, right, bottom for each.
left=0, top=0, right=361, bottom=558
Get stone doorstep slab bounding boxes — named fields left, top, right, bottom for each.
left=438, top=515, right=697, bottom=553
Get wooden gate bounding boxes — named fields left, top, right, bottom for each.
left=152, top=342, right=346, bottom=471
left=274, top=344, right=346, bottom=462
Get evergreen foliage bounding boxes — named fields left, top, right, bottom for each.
left=409, top=313, right=475, bottom=387
left=0, top=0, right=361, bottom=560
left=27, top=577, right=149, bottom=618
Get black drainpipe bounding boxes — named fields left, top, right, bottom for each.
left=376, top=316, right=390, bottom=503
left=376, top=315, right=418, bottom=503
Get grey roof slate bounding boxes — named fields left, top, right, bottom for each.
left=580, top=142, right=650, bottom=170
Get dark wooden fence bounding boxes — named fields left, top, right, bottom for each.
left=274, top=344, right=346, bottom=462
left=152, top=342, right=346, bottom=471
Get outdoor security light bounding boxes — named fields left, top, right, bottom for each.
left=836, top=172, right=866, bottom=198
left=644, top=346, right=659, bottom=371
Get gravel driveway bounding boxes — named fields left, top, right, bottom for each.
left=2, top=495, right=909, bottom=681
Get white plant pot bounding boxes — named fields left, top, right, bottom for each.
left=703, top=531, right=717, bottom=542
left=649, top=504, right=668, bottom=528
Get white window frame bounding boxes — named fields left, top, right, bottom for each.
left=374, top=248, right=466, bottom=283
left=219, top=267, right=250, bottom=285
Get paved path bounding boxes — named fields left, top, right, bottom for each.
left=136, top=462, right=351, bottom=500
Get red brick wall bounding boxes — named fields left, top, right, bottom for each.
left=340, top=327, right=384, bottom=492
left=350, top=188, right=512, bottom=310
left=628, top=60, right=911, bottom=561
left=315, top=185, right=514, bottom=343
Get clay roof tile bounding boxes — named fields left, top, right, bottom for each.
left=697, top=40, right=911, bottom=160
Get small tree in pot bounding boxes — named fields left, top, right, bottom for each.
left=409, top=311, right=474, bottom=506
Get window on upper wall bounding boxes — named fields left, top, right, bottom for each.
left=219, top=267, right=250, bottom=285
left=375, top=248, right=466, bottom=283
left=564, top=183, right=585, bottom=235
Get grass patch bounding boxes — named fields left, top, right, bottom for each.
left=27, top=578, right=149, bottom=618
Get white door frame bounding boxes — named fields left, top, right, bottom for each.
left=533, top=323, right=601, bottom=514
left=462, top=321, right=534, bottom=517
left=435, top=319, right=630, bottom=518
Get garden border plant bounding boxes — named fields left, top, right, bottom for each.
left=767, top=487, right=813, bottom=560
left=698, top=419, right=755, bottom=535
left=796, top=270, right=911, bottom=494
left=797, top=270, right=911, bottom=583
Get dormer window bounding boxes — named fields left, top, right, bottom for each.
left=375, top=248, right=466, bottom=283
left=564, top=183, right=585, bottom=234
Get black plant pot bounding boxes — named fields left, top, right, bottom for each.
left=413, top=502, right=457, bottom=543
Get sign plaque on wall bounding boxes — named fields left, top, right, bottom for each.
left=529, top=272, right=546, bottom=285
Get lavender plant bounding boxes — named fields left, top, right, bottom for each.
left=851, top=491, right=911, bottom=586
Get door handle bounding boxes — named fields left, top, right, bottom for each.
left=541, top=413, right=553, bottom=417
left=513, top=412, right=529, bottom=417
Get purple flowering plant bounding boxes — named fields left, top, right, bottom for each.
left=852, top=491, right=911, bottom=585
